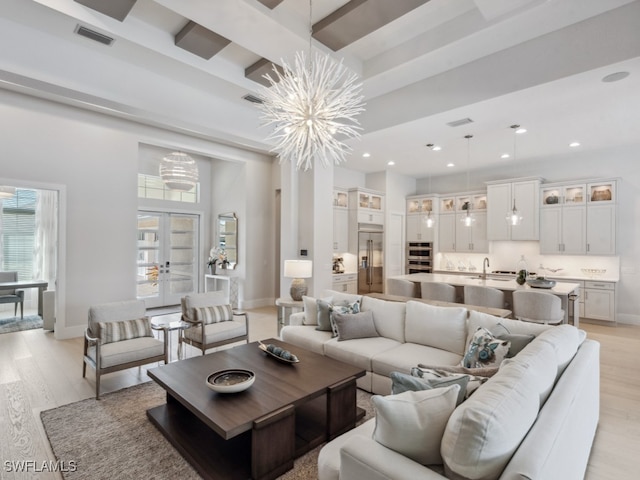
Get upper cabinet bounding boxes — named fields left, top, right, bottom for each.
left=486, top=178, right=541, bottom=241
left=349, top=188, right=384, bottom=225
left=333, top=189, right=349, bottom=252
left=539, top=179, right=617, bottom=255
left=437, top=190, right=488, bottom=253
left=406, top=195, right=437, bottom=242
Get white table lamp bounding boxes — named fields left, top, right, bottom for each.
left=284, top=260, right=313, bottom=301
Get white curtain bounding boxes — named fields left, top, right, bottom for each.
left=33, top=190, right=58, bottom=289
left=0, top=198, right=3, bottom=267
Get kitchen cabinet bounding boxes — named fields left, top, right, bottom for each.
left=540, top=205, right=586, bottom=254
left=349, top=188, right=384, bottom=225
left=486, top=178, right=541, bottom=241
left=333, top=207, right=349, bottom=252
left=438, top=191, right=487, bottom=253
left=586, top=204, right=616, bottom=255
left=332, top=273, right=357, bottom=294
left=540, top=179, right=616, bottom=255
left=406, top=195, right=437, bottom=242
left=583, top=281, right=615, bottom=322
left=455, top=212, right=488, bottom=252
left=438, top=213, right=456, bottom=252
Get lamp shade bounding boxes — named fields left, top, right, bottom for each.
left=284, top=260, right=313, bottom=279
left=159, top=151, right=198, bottom=191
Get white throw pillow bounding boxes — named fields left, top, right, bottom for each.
left=372, top=386, right=460, bottom=465
left=302, top=295, right=331, bottom=326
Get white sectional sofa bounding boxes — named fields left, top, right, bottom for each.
left=280, top=291, right=600, bottom=480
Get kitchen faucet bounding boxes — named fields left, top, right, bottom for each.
left=482, top=257, right=490, bottom=279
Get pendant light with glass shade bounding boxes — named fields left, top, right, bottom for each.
left=461, top=134, right=475, bottom=227
left=423, top=156, right=436, bottom=228
left=505, top=125, right=524, bottom=226
left=159, top=151, right=199, bottom=192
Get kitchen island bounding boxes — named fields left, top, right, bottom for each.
left=390, top=273, right=580, bottom=327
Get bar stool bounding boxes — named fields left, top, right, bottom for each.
left=387, top=278, right=418, bottom=297
left=463, top=285, right=505, bottom=309
left=512, top=290, right=564, bottom=325
left=420, top=282, right=456, bottom=303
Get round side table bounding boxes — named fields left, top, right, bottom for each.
left=151, top=318, right=192, bottom=361
left=275, top=297, right=304, bottom=335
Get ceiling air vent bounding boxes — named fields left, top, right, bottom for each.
left=446, top=117, right=474, bottom=128
left=242, top=94, right=264, bottom=105
left=74, top=25, right=115, bottom=46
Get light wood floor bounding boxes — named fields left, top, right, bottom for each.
left=0, top=309, right=638, bottom=479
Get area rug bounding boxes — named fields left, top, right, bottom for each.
left=0, top=314, right=43, bottom=334
left=41, top=381, right=375, bottom=480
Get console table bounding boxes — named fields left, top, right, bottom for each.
left=204, top=274, right=239, bottom=308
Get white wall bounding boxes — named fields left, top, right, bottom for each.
left=0, top=89, right=274, bottom=337
left=415, top=148, right=640, bottom=324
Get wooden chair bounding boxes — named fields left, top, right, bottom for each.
left=463, top=285, right=505, bottom=309
left=179, top=291, right=249, bottom=355
left=387, top=278, right=418, bottom=297
left=512, top=290, right=564, bottom=325
left=420, top=282, right=457, bottom=303
left=83, top=299, right=167, bottom=399
left=0, top=271, right=24, bottom=319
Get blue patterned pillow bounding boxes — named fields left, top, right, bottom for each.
left=461, top=327, right=510, bottom=368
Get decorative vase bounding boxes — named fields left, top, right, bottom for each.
left=209, top=264, right=216, bottom=275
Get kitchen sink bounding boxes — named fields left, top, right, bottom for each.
left=463, top=275, right=511, bottom=282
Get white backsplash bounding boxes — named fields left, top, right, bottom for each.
left=435, top=241, right=620, bottom=281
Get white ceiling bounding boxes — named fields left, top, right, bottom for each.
left=1, top=0, right=639, bottom=178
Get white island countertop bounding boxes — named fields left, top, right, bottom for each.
left=391, top=273, right=581, bottom=326
left=395, top=273, right=581, bottom=295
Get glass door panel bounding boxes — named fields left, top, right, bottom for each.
left=137, top=212, right=199, bottom=308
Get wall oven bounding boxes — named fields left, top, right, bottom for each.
left=406, top=242, right=433, bottom=274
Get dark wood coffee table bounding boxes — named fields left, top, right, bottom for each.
left=146, top=338, right=365, bottom=480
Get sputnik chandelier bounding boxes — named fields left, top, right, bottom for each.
left=257, top=1, right=365, bottom=171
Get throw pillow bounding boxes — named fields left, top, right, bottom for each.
left=329, top=300, right=361, bottom=337
left=490, top=323, right=535, bottom=358
left=412, top=365, right=494, bottom=398
left=461, top=327, right=510, bottom=369
left=316, top=299, right=334, bottom=332
left=390, top=371, right=469, bottom=406
left=302, top=295, right=331, bottom=326
left=98, top=318, right=153, bottom=344
left=372, top=386, right=460, bottom=465
left=332, top=310, right=378, bottom=341
left=193, top=304, right=233, bottom=325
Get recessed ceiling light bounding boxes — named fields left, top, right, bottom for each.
left=447, top=162, right=455, bottom=168
left=501, top=153, right=510, bottom=159
left=387, top=161, right=395, bottom=166
left=432, top=146, right=442, bottom=151
left=569, top=142, right=581, bottom=148
left=602, top=71, right=630, bottom=83
left=362, top=152, right=371, bottom=158
left=515, top=128, right=527, bottom=134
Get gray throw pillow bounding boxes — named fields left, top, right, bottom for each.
left=490, top=323, right=535, bottom=358
left=332, top=310, right=378, bottom=341
left=316, top=299, right=333, bottom=332
left=391, top=371, right=469, bottom=406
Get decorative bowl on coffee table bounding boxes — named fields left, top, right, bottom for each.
left=206, top=369, right=255, bottom=393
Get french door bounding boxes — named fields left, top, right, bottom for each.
left=137, top=211, right=199, bottom=308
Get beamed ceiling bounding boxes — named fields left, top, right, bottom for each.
left=1, top=0, right=639, bottom=178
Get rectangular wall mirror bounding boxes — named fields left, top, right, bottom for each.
left=217, top=212, right=237, bottom=269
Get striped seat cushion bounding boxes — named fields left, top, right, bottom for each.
left=193, top=304, right=233, bottom=325
left=98, top=318, right=153, bottom=344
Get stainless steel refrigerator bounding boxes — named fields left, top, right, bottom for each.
left=358, top=229, right=384, bottom=294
